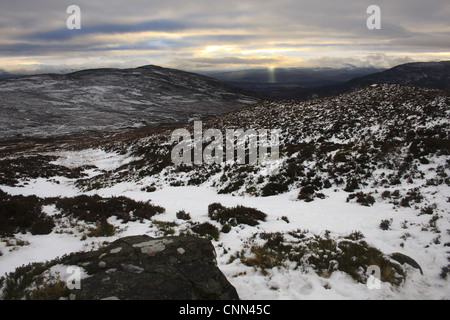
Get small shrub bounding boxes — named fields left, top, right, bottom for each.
left=297, top=192, right=314, bottom=202
left=176, top=210, right=191, bottom=220
left=261, top=181, right=289, bottom=197
left=400, top=197, right=410, bottom=207
left=344, top=178, right=359, bottom=192
left=345, top=231, right=365, bottom=241
left=191, top=222, right=220, bottom=241
left=297, top=185, right=316, bottom=202
left=381, top=190, right=391, bottom=199
left=221, top=224, right=232, bottom=234
left=218, top=180, right=244, bottom=194
left=208, top=203, right=225, bottom=216
left=420, top=204, right=436, bottom=215
left=208, top=203, right=267, bottom=226
left=86, top=220, right=116, bottom=237
left=440, top=264, right=450, bottom=279
left=299, top=185, right=316, bottom=195
left=152, top=220, right=178, bottom=236
left=30, top=279, right=68, bottom=300
left=54, top=195, right=165, bottom=223
left=347, top=192, right=375, bottom=206
left=30, top=214, right=55, bottom=235
left=316, top=193, right=326, bottom=199
left=0, top=260, right=62, bottom=300
left=281, top=216, right=290, bottom=223
left=141, top=186, right=157, bottom=192
left=380, top=219, right=392, bottom=231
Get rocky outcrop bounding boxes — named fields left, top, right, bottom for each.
left=61, top=235, right=239, bottom=300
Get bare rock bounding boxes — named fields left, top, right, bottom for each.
left=61, top=235, right=239, bottom=300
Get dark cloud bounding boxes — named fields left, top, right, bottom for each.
left=1, top=0, right=449, bottom=71
left=26, top=19, right=189, bottom=41
left=182, top=56, right=280, bottom=65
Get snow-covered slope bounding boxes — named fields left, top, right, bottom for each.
left=0, top=65, right=260, bottom=140
left=0, top=83, right=449, bottom=299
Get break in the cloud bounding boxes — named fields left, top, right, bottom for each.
left=1, top=0, right=449, bottom=73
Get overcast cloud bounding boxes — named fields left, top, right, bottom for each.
left=1, top=0, right=449, bottom=73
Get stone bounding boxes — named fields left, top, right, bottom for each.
left=60, top=235, right=239, bottom=300
left=110, top=247, right=122, bottom=254
left=121, top=263, right=144, bottom=274
left=132, top=239, right=172, bottom=254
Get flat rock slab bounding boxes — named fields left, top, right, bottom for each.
left=61, top=235, right=239, bottom=300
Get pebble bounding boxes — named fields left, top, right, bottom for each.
left=110, top=247, right=122, bottom=254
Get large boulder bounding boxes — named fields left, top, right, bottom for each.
left=62, top=235, right=239, bottom=300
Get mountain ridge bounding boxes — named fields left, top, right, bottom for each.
left=271, top=61, right=450, bottom=99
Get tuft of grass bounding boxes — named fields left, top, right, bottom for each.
left=30, top=279, right=68, bottom=300
left=0, top=260, right=63, bottom=300
left=86, top=220, right=117, bottom=237
left=152, top=220, right=178, bottom=236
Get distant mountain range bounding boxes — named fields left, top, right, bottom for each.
left=203, top=61, right=450, bottom=99
left=0, top=65, right=260, bottom=140
left=291, top=61, right=450, bottom=99
left=200, top=66, right=385, bottom=98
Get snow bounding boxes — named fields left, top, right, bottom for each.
left=1, top=175, right=448, bottom=299
left=0, top=177, right=79, bottom=198
left=48, top=148, right=140, bottom=172
left=0, top=119, right=449, bottom=300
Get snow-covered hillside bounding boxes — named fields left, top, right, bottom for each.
left=0, top=65, right=260, bottom=140
left=0, top=83, right=448, bottom=299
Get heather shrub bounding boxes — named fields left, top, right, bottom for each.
left=191, top=222, right=220, bottom=241
left=208, top=203, right=266, bottom=226
left=0, top=193, right=54, bottom=236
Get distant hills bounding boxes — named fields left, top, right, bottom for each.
left=0, top=65, right=260, bottom=140
left=200, top=66, right=385, bottom=98
left=292, top=61, right=450, bottom=99
left=203, top=61, right=450, bottom=99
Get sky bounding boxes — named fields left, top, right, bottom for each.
left=1, top=0, right=449, bottom=74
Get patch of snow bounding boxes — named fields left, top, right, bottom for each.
left=48, top=148, right=140, bottom=172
